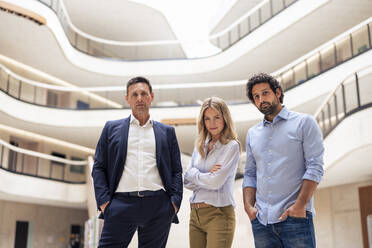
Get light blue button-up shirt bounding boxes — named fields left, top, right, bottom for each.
left=184, top=140, right=240, bottom=207
left=243, top=107, right=324, bottom=225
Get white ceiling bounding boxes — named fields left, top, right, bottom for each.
left=62, top=0, right=177, bottom=41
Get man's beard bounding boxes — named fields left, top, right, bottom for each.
left=259, top=101, right=278, bottom=116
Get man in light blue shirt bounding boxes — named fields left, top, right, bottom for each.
left=242, top=73, right=324, bottom=248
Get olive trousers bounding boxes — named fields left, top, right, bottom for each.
left=189, top=205, right=235, bottom=248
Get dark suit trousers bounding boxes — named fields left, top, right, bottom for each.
left=98, top=191, right=175, bottom=248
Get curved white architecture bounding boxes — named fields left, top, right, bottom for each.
left=1, top=0, right=372, bottom=246
left=1, top=48, right=371, bottom=152
left=0, top=168, right=87, bottom=208
left=2, top=0, right=325, bottom=73
left=0, top=137, right=89, bottom=208
left=6, top=0, right=370, bottom=84
left=320, top=108, right=372, bottom=188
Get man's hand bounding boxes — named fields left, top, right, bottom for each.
left=244, top=205, right=258, bottom=221
left=172, top=202, right=178, bottom=213
left=243, top=187, right=257, bottom=221
left=100, top=201, right=110, bottom=213
left=279, top=203, right=306, bottom=221
left=279, top=179, right=318, bottom=221
left=210, top=164, right=222, bottom=173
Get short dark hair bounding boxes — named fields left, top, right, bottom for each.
left=246, top=72, right=284, bottom=103
left=126, top=76, right=152, bottom=95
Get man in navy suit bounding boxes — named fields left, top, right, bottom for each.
left=92, top=76, right=183, bottom=248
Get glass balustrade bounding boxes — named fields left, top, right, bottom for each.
left=0, top=139, right=88, bottom=183
left=1, top=19, right=370, bottom=110
left=211, top=0, right=298, bottom=52
left=315, top=66, right=372, bottom=138
left=35, top=0, right=298, bottom=60
left=0, top=65, right=249, bottom=109
left=276, top=21, right=372, bottom=91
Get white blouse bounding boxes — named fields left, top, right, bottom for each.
left=184, top=140, right=240, bottom=207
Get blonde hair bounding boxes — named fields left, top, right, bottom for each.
left=196, top=97, right=241, bottom=158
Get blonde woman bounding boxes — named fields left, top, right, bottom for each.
left=184, top=97, right=241, bottom=248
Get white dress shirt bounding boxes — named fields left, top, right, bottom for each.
left=116, top=115, right=164, bottom=192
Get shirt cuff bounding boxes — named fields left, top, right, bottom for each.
left=170, top=195, right=181, bottom=210
left=98, top=195, right=111, bottom=211
left=302, top=172, right=322, bottom=183
left=242, top=176, right=257, bottom=188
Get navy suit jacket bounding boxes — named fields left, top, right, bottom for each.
left=92, top=116, right=183, bottom=223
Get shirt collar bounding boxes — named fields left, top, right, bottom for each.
left=263, top=106, right=289, bottom=125
left=204, top=138, right=222, bottom=149
left=130, top=114, right=153, bottom=127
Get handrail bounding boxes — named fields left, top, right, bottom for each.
left=209, top=0, right=298, bottom=50
left=314, top=65, right=372, bottom=138
left=31, top=0, right=298, bottom=60
left=0, top=62, right=245, bottom=92
left=209, top=0, right=270, bottom=39
left=0, top=138, right=88, bottom=183
left=0, top=123, right=95, bottom=154
left=0, top=138, right=87, bottom=165
left=0, top=0, right=46, bottom=25
left=1, top=17, right=371, bottom=109
left=0, top=62, right=248, bottom=109
left=1, top=18, right=371, bottom=109
left=273, top=18, right=372, bottom=92
left=0, top=62, right=123, bottom=109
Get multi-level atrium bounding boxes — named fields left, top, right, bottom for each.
left=0, top=0, right=372, bottom=247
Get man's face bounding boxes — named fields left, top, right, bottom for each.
left=251, top=82, right=281, bottom=116
left=126, top=82, right=154, bottom=116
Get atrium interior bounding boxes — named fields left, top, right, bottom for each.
left=0, top=0, right=372, bottom=247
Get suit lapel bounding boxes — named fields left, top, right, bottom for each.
left=119, top=117, right=130, bottom=166
left=113, top=116, right=130, bottom=190
left=152, top=121, right=162, bottom=169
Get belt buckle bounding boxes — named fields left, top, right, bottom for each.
left=137, top=191, right=145, bottom=197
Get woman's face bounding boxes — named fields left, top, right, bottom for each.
left=203, top=107, right=225, bottom=139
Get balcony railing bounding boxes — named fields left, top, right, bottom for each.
left=1, top=18, right=370, bottom=110
left=275, top=19, right=372, bottom=92
left=0, top=138, right=88, bottom=183
left=35, top=0, right=297, bottom=60
left=0, top=63, right=248, bottom=109
left=314, top=65, right=372, bottom=138
left=210, top=0, right=298, bottom=51
left=0, top=63, right=122, bottom=109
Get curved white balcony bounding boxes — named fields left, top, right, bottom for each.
left=1, top=46, right=371, bottom=154
left=14, top=0, right=300, bottom=60
left=1, top=18, right=371, bottom=110
left=1, top=0, right=343, bottom=80
left=312, top=65, right=372, bottom=188
left=319, top=107, right=372, bottom=188
left=0, top=138, right=90, bottom=208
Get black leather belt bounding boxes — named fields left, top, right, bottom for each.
left=115, top=189, right=164, bottom=198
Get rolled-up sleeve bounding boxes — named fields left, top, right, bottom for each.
left=243, top=131, right=257, bottom=188
left=301, top=115, right=324, bottom=183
